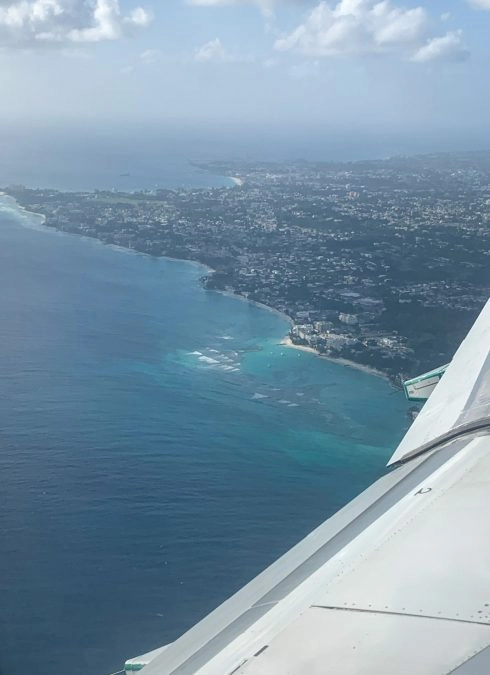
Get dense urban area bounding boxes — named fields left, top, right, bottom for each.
left=5, top=151, right=490, bottom=384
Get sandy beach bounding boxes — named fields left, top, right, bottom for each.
left=280, top=336, right=388, bottom=380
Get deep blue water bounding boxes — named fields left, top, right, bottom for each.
left=0, top=198, right=409, bottom=675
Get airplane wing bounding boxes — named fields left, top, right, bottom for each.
left=127, top=298, right=490, bottom=675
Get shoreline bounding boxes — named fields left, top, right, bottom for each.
left=0, top=192, right=47, bottom=225
left=1, top=192, right=388, bottom=383
left=215, top=289, right=294, bottom=326
left=161, top=255, right=214, bottom=274
left=280, top=336, right=389, bottom=380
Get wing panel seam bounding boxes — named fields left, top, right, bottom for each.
left=311, top=604, right=490, bottom=628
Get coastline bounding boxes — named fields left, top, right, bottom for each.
left=161, top=255, right=214, bottom=274
left=1, top=192, right=388, bottom=383
left=0, top=192, right=47, bottom=225
left=0, top=193, right=286, bottom=329
left=0, top=192, right=214, bottom=273
left=280, top=336, right=389, bottom=380
left=215, top=289, right=294, bottom=326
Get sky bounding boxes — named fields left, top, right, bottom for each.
left=0, top=0, right=490, bottom=154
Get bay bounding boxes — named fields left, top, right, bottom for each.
left=0, top=198, right=408, bottom=675
left=0, top=134, right=233, bottom=192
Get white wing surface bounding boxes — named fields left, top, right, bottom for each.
left=390, top=299, right=490, bottom=465
left=128, top=298, right=490, bottom=675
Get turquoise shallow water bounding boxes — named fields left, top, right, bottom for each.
left=0, top=198, right=409, bottom=675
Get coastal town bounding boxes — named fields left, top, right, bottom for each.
left=4, top=151, right=490, bottom=384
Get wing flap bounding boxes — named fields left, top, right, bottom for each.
left=234, top=609, right=490, bottom=675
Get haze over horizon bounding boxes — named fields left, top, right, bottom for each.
left=0, top=0, right=489, bottom=155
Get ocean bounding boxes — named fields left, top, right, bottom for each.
left=1, top=125, right=486, bottom=194
left=0, top=131, right=234, bottom=192
left=0, top=177, right=408, bottom=674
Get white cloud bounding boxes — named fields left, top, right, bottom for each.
left=187, top=0, right=275, bottom=17
left=410, top=30, right=469, bottom=63
left=263, top=56, right=279, bottom=68
left=0, top=0, right=151, bottom=47
left=193, top=38, right=254, bottom=64
left=468, top=0, right=490, bottom=9
left=187, top=0, right=235, bottom=3
left=187, top=0, right=490, bottom=10
left=187, top=0, right=268, bottom=5
left=274, top=0, right=469, bottom=64
left=275, top=0, right=428, bottom=57
left=194, top=37, right=229, bottom=62
left=140, top=48, right=161, bottom=64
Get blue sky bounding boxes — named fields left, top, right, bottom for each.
left=1, top=0, right=490, bottom=150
